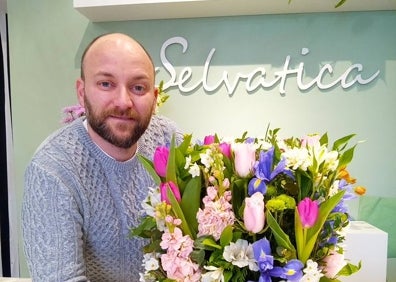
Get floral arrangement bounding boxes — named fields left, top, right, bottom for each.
left=132, top=128, right=366, bottom=282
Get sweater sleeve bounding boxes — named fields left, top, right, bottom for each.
left=22, top=161, right=88, bottom=282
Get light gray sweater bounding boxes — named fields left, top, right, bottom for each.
left=22, top=115, right=180, bottom=282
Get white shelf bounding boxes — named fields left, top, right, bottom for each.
left=74, top=0, right=396, bottom=22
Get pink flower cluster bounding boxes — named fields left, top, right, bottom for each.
left=61, top=104, right=85, bottom=124
left=197, top=185, right=235, bottom=240
left=160, top=226, right=201, bottom=281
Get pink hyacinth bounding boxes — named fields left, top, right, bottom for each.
left=197, top=187, right=235, bottom=240
left=160, top=227, right=201, bottom=281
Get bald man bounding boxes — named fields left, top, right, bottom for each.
left=22, top=33, right=181, bottom=281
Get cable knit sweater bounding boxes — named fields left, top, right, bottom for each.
left=22, top=115, right=181, bottom=282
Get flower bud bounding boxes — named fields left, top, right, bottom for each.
left=232, top=143, right=256, bottom=178
left=203, top=135, right=215, bottom=145
left=244, top=192, right=265, bottom=233
left=153, top=146, right=169, bottom=177
left=297, top=198, right=319, bottom=228
left=160, top=181, right=181, bottom=204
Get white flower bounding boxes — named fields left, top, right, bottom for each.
left=257, top=139, right=272, bottom=151
left=300, top=259, right=324, bottom=282
left=142, top=187, right=161, bottom=217
left=282, top=147, right=311, bottom=171
left=184, top=155, right=192, bottom=169
left=200, top=149, right=214, bottom=169
left=324, top=150, right=339, bottom=171
left=142, top=253, right=160, bottom=271
left=201, top=265, right=225, bottom=282
left=144, top=257, right=159, bottom=271
left=139, top=253, right=160, bottom=282
left=223, top=239, right=259, bottom=271
left=329, top=180, right=340, bottom=197
left=139, top=272, right=157, bottom=282
left=188, top=163, right=201, bottom=177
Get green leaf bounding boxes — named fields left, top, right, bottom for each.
left=167, top=187, right=194, bottom=238
left=294, top=209, right=305, bottom=260
left=319, top=132, right=329, bottom=146
left=195, top=236, right=221, bottom=251
left=137, top=154, right=161, bottom=185
left=190, top=249, right=206, bottom=265
left=129, top=216, right=157, bottom=238
left=332, top=134, right=355, bottom=151
left=220, top=225, right=233, bottom=247
left=338, top=145, right=356, bottom=169
left=298, top=190, right=346, bottom=263
left=202, top=237, right=222, bottom=250
left=166, top=136, right=178, bottom=184
left=180, top=176, right=202, bottom=234
left=335, top=0, right=347, bottom=8
left=266, top=210, right=296, bottom=255
left=337, top=261, right=362, bottom=277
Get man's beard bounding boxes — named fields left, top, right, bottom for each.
left=84, top=97, right=154, bottom=149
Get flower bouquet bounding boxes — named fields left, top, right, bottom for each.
left=132, top=128, right=365, bottom=282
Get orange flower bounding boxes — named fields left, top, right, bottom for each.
left=338, top=168, right=356, bottom=184
left=354, top=186, right=366, bottom=196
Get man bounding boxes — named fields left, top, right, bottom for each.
left=22, top=33, right=181, bottom=281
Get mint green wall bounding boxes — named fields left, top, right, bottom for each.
left=8, top=0, right=396, bottom=277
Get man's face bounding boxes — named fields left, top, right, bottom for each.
left=77, top=35, right=157, bottom=149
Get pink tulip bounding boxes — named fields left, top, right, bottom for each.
left=203, top=135, right=215, bottom=145
left=322, top=250, right=347, bottom=278
left=160, top=181, right=181, bottom=204
left=243, top=192, right=265, bottom=233
left=153, top=146, right=169, bottom=177
left=232, top=143, right=256, bottom=178
left=301, top=134, right=321, bottom=148
left=219, top=142, right=231, bottom=158
left=297, top=198, right=319, bottom=228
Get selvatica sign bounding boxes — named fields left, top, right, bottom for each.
left=155, top=37, right=380, bottom=97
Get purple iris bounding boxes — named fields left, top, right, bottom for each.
left=269, top=259, right=304, bottom=281
left=252, top=238, right=274, bottom=282
left=248, top=147, right=294, bottom=196
left=333, top=179, right=357, bottom=215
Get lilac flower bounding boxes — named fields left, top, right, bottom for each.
left=333, top=179, right=357, bottom=214
left=252, top=238, right=274, bottom=282
left=269, top=259, right=304, bottom=281
left=248, top=147, right=294, bottom=196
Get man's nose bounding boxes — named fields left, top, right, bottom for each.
left=115, top=86, right=133, bottom=109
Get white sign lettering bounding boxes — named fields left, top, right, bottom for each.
left=156, top=36, right=380, bottom=96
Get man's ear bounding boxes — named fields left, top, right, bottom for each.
left=154, top=87, right=159, bottom=99
left=76, top=78, right=85, bottom=107
left=152, top=87, right=159, bottom=114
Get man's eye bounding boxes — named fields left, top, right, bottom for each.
left=99, top=81, right=113, bottom=88
left=132, top=85, right=146, bottom=94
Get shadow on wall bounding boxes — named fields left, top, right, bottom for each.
left=358, top=195, right=396, bottom=258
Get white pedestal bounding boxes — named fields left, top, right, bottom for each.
left=342, top=221, right=388, bottom=282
